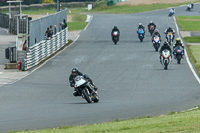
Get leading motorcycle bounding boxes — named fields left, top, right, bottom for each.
left=186, top=4, right=192, bottom=11
left=160, top=49, right=172, bottom=70
left=74, top=75, right=99, bottom=103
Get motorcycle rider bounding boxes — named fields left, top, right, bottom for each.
left=152, top=29, right=161, bottom=42
left=137, top=23, right=146, bottom=36
left=111, top=26, right=120, bottom=41
left=69, top=67, right=98, bottom=96
left=147, top=21, right=156, bottom=32
left=191, top=2, right=194, bottom=9
left=170, top=8, right=175, bottom=14
left=164, top=27, right=175, bottom=42
left=159, top=41, right=172, bottom=62
left=173, top=38, right=184, bottom=58
left=187, top=4, right=192, bottom=10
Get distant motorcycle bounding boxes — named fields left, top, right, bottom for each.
left=174, top=46, right=184, bottom=64
left=112, top=31, right=119, bottom=44
left=137, top=28, right=145, bottom=42
left=160, top=49, right=172, bottom=70
left=186, top=4, right=192, bottom=11
left=152, top=36, right=161, bottom=51
left=166, top=32, right=173, bottom=45
left=74, top=75, right=99, bottom=103
left=168, top=9, right=175, bottom=17
left=148, top=25, right=155, bottom=36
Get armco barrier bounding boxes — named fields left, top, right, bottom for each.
left=23, top=28, right=68, bottom=70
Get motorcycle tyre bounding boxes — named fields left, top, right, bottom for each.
left=93, top=94, right=99, bottom=103
left=82, top=89, right=92, bottom=103
left=177, top=55, right=182, bottom=64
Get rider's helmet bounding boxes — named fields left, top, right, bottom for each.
left=154, top=29, right=159, bottom=35
left=71, top=67, right=79, bottom=76
left=139, top=23, right=142, bottom=26
left=168, top=27, right=172, bottom=30
left=176, top=38, right=181, bottom=43
left=163, top=41, right=169, bottom=46
left=154, top=29, right=159, bottom=33
left=150, top=21, right=153, bottom=23
left=114, top=26, right=117, bottom=29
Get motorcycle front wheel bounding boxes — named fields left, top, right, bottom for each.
left=82, top=89, right=92, bottom=103
left=93, top=94, right=99, bottom=103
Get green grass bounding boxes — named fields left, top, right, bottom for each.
left=13, top=108, right=200, bottom=133
left=68, top=22, right=87, bottom=31
left=184, top=37, right=200, bottom=43
left=187, top=45, right=200, bottom=75
left=90, top=0, right=200, bottom=14
left=177, top=16, right=200, bottom=31
left=67, top=12, right=88, bottom=31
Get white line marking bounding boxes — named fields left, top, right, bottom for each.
left=173, top=16, right=200, bottom=84
left=0, top=72, right=3, bottom=75
left=2, top=28, right=9, bottom=33
left=84, top=15, right=93, bottom=31
left=0, top=83, right=8, bottom=85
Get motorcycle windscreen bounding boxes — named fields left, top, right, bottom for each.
left=138, top=29, right=144, bottom=34
left=75, top=76, right=87, bottom=87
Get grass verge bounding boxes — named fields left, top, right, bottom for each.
left=90, top=0, right=200, bottom=14
left=14, top=107, right=200, bottom=133
left=68, top=12, right=88, bottom=31
left=184, top=36, right=200, bottom=43
left=186, top=45, right=200, bottom=75
left=177, top=16, right=200, bottom=31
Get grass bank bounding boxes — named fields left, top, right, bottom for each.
left=67, top=10, right=87, bottom=31
left=184, top=36, right=200, bottom=43
left=90, top=0, right=200, bottom=14
left=14, top=107, right=200, bottom=133
left=177, top=16, right=200, bottom=31
left=176, top=16, right=200, bottom=75
left=186, top=45, right=200, bottom=75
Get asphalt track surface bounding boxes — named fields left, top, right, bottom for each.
left=1, top=4, right=200, bottom=132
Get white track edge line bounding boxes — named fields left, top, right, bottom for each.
left=173, top=16, right=200, bottom=84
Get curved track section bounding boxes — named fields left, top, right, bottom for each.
left=0, top=5, right=200, bottom=132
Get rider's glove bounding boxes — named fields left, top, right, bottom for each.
left=70, top=82, right=74, bottom=87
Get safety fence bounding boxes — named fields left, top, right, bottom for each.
left=23, top=27, right=68, bottom=70
left=0, top=13, right=9, bottom=28
left=0, top=13, right=28, bottom=34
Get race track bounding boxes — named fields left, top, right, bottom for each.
left=0, top=4, right=200, bottom=132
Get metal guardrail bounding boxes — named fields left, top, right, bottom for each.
left=24, top=27, right=68, bottom=70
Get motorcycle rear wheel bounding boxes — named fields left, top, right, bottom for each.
left=177, top=55, right=181, bottom=64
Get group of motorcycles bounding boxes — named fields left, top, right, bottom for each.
left=168, top=3, right=194, bottom=17
left=149, top=27, right=184, bottom=70
left=74, top=4, right=195, bottom=104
